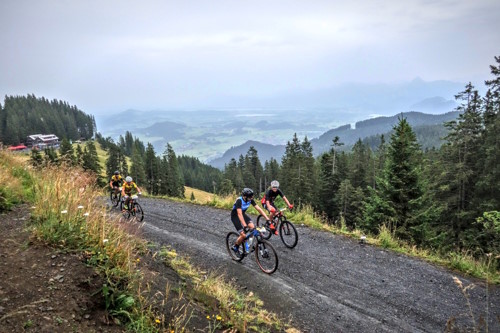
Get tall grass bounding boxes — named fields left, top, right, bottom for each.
left=0, top=151, right=34, bottom=211
left=158, top=247, right=289, bottom=333
left=0, top=152, right=158, bottom=330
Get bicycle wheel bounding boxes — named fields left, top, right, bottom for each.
left=120, top=209, right=131, bottom=222
left=133, top=203, right=144, bottom=222
left=279, top=220, right=298, bottom=248
left=256, top=215, right=272, bottom=240
left=226, top=232, right=244, bottom=262
left=255, top=240, right=278, bottom=274
left=111, top=192, right=121, bottom=207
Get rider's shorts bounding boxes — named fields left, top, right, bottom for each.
left=231, top=212, right=252, bottom=233
left=263, top=202, right=277, bottom=212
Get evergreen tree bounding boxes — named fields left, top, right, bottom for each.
left=82, top=141, right=101, bottom=174
left=144, top=143, right=159, bottom=195
left=435, top=83, right=483, bottom=245
left=224, top=158, right=243, bottom=191
left=75, top=144, right=84, bottom=166
left=364, top=117, right=423, bottom=241
left=59, top=138, right=75, bottom=164
left=43, top=147, right=58, bottom=165
left=475, top=56, right=500, bottom=212
left=164, top=144, right=184, bottom=198
left=130, top=147, right=146, bottom=186
left=30, top=148, right=43, bottom=167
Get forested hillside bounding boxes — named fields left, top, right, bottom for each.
left=0, top=94, right=96, bottom=145
left=218, top=56, right=500, bottom=262
left=311, top=110, right=460, bottom=154
left=209, top=111, right=459, bottom=168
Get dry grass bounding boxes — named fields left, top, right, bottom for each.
left=159, top=246, right=290, bottom=333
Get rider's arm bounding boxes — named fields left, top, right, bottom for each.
left=254, top=203, right=270, bottom=221
left=237, top=208, right=247, bottom=229
left=283, top=196, right=292, bottom=207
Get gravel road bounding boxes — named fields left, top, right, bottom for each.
left=133, top=197, right=500, bottom=333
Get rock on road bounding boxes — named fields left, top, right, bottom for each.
left=134, top=197, right=499, bottom=333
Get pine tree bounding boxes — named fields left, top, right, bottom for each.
left=82, top=141, right=101, bottom=174
left=75, top=144, right=84, bottom=166
left=59, top=138, right=75, bottom=164
left=130, top=147, right=146, bottom=186
left=475, top=56, right=500, bottom=212
left=164, top=144, right=184, bottom=198
left=436, top=83, right=483, bottom=245
left=144, top=143, right=159, bottom=194
left=30, top=148, right=43, bottom=167
left=363, top=117, right=423, bottom=241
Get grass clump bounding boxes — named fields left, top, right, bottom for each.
left=158, top=246, right=290, bottom=333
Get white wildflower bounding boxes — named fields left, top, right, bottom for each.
left=77, top=205, right=84, bottom=209
left=61, top=210, right=68, bottom=214
left=83, top=212, right=90, bottom=217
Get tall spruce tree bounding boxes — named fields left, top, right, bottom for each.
left=130, top=147, right=146, bottom=186
left=164, top=143, right=184, bottom=198
left=363, top=117, right=423, bottom=241
left=59, top=138, right=75, bottom=164
left=144, top=143, right=159, bottom=195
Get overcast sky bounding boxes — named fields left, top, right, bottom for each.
left=1, top=0, right=499, bottom=114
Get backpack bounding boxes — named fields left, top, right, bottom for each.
left=261, top=195, right=266, bottom=205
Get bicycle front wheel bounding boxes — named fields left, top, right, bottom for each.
left=133, top=203, right=144, bottom=222
left=226, top=232, right=244, bottom=262
left=256, top=215, right=272, bottom=240
left=279, top=220, right=298, bottom=248
left=255, top=240, right=278, bottom=274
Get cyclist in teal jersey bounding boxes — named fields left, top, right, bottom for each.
left=231, top=188, right=270, bottom=255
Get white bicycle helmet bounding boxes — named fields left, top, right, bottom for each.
left=270, top=180, right=279, bottom=188
left=125, top=176, right=133, bottom=182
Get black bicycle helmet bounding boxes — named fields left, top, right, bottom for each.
left=241, top=188, right=254, bottom=198
left=114, top=170, right=120, bottom=175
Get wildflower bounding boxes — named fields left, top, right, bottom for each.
left=83, top=213, right=89, bottom=216
left=216, top=315, right=222, bottom=321
left=61, top=210, right=68, bottom=214
left=30, top=206, right=36, bottom=209
left=103, top=239, right=109, bottom=244
left=206, top=315, right=210, bottom=319
left=155, top=319, right=161, bottom=324
left=136, top=258, right=140, bottom=262
left=77, top=205, right=84, bottom=209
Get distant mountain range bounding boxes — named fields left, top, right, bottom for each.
left=94, top=77, right=466, bottom=163
left=208, top=111, right=460, bottom=169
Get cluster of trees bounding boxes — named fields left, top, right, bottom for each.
left=218, top=56, right=500, bottom=258
left=0, top=94, right=95, bottom=145
left=30, top=138, right=102, bottom=176
left=96, top=132, right=184, bottom=198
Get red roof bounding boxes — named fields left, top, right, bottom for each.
left=8, top=145, right=28, bottom=150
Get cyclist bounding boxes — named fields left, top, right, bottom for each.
left=109, top=170, right=123, bottom=196
left=121, top=176, right=142, bottom=211
left=231, top=188, right=270, bottom=256
left=261, top=180, right=293, bottom=235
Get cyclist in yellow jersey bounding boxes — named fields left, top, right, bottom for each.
left=121, top=176, right=142, bottom=211
left=109, top=170, right=123, bottom=194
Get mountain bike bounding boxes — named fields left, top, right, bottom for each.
left=256, top=208, right=298, bottom=248
left=226, top=227, right=278, bottom=274
left=110, top=187, right=121, bottom=207
left=120, top=194, right=144, bottom=222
